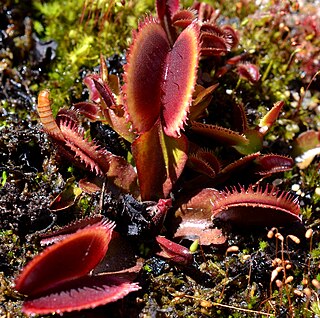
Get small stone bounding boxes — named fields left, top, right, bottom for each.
left=305, top=228, right=313, bottom=239
left=291, top=184, right=300, bottom=192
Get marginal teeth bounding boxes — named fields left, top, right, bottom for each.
left=211, top=185, right=301, bottom=225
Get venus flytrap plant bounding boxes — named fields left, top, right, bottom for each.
left=77, top=15, right=201, bottom=200
left=75, top=0, right=264, bottom=200
left=14, top=217, right=141, bottom=315
left=15, top=0, right=308, bottom=316
left=125, top=18, right=200, bottom=200
left=35, top=0, right=303, bottom=244
left=37, top=89, right=139, bottom=196
left=190, top=100, right=286, bottom=156
left=36, top=0, right=304, bottom=231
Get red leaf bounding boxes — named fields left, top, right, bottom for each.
left=73, top=102, right=102, bottom=121
left=40, top=215, right=104, bottom=246
left=131, top=121, right=167, bottom=200
left=132, top=122, right=188, bottom=200
left=156, top=0, right=179, bottom=43
left=124, top=17, right=170, bottom=134
left=219, top=152, right=261, bottom=176
left=156, top=236, right=193, bottom=265
left=78, top=177, right=102, bottom=194
left=174, top=188, right=226, bottom=245
left=93, top=232, right=144, bottom=275
left=85, top=76, right=134, bottom=142
left=56, top=108, right=79, bottom=128
left=200, top=32, right=228, bottom=56
left=188, top=148, right=220, bottom=178
left=161, top=23, right=200, bottom=137
left=237, top=63, right=260, bottom=84
left=83, top=75, right=103, bottom=103
left=193, top=2, right=218, bottom=23
left=49, top=184, right=79, bottom=212
left=107, top=154, right=139, bottom=196
left=22, top=274, right=140, bottom=315
left=254, top=154, right=293, bottom=175
left=221, top=25, right=239, bottom=49
left=171, top=9, right=195, bottom=28
left=211, top=186, right=301, bottom=226
left=231, top=101, right=248, bottom=133
left=188, top=156, right=217, bottom=178
left=124, top=17, right=199, bottom=139
left=190, top=83, right=218, bottom=121
left=156, top=0, right=179, bottom=22
left=59, top=121, right=110, bottom=175
left=215, top=152, right=261, bottom=184
left=200, top=23, right=225, bottom=36
left=190, top=121, right=249, bottom=146
left=91, top=77, right=117, bottom=111
left=15, top=221, right=115, bottom=297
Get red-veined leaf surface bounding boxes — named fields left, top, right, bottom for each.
left=161, top=23, right=200, bottom=137
left=124, top=17, right=170, bottom=134
left=22, top=274, right=140, bottom=315
left=15, top=221, right=115, bottom=297
left=211, top=186, right=301, bottom=226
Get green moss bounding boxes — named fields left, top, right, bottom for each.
left=311, top=243, right=320, bottom=260
left=33, top=0, right=154, bottom=112
left=259, top=240, right=268, bottom=251
left=311, top=301, right=320, bottom=316
left=78, top=196, right=91, bottom=213
left=213, top=0, right=319, bottom=144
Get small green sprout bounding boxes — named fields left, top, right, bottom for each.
left=189, top=239, right=199, bottom=253
left=259, top=240, right=268, bottom=251
left=143, top=264, right=152, bottom=272
left=1, top=171, right=7, bottom=188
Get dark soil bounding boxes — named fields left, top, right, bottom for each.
left=1, top=1, right=320, bottom=318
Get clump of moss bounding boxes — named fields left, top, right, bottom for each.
left=204, top=1, right=319, bottom=146
left=32, top=0, right=154, bottom=113
left=238, top=1, right=319, bottom=133
left=0, top=229, right=42, bottom=318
